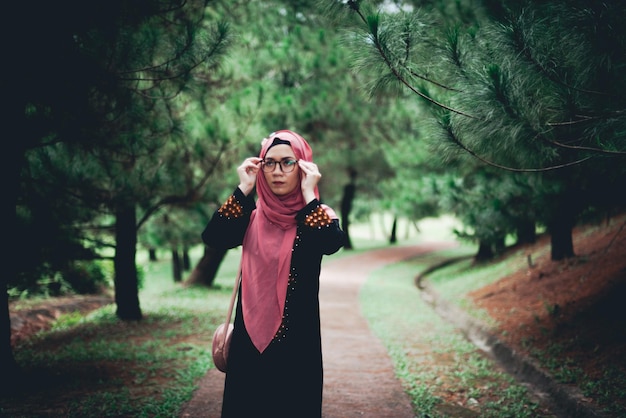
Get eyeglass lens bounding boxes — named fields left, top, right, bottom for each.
left=262, top=159, right=296, bottom=172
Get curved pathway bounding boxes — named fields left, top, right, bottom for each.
left=180, top=243, right=455, bottom=418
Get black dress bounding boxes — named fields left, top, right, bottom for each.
left=202, top=188, right=345, bottom=418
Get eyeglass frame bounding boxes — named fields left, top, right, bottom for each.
left=261, top=158, right=298, bottom=173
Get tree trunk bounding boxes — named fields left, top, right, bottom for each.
left=183, top=247, right=190, bottom=271
left=0, top=278, right=19, bottom=395
left=340, top=169, right=357, bottom=250
left=547, top=183, right=578, bottom=260
left=515, top=220, right=536, bottom=245
left=549, top=218, right=575, bottom=261
left=474, top=240, right=494, bottom=261
left=114, top=201, right=142, bottom=320
left=494, top=235, right=505, bottom=254
left=3, top=126, right=25, bottom=393
left=185, top=246, right=227, bottom=287
left=389, top=216, right=398, bottom=244
left=148, top=248, right=157, bottom=261
left=172, top=249, right=182, bottom=282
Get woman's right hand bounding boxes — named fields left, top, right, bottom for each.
left=237, top=157, right=262, bottom=196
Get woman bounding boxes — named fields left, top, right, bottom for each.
left=202, top=129, right=345, bottom=417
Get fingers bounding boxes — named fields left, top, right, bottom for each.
left=298, top=160, right=320, bottom=203
left=237, top=157, right=262, bottom=196
left=238, top=157, right=262, bottom=172
left=238, top=158, right=262, bottom=177
left=299, top=159, right=321, bottom=184
left=297, top=160, right=321, bottom=177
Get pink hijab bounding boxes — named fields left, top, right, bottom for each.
left=241, top=130, right=320, bottom=353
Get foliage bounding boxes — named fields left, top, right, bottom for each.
left=14, top=0, right=233, bottom=299
left=8, top=0, right=626, bottom=375
left=322, top=0, right=626, bottom=260
left=10, top=259, right=111, bottom=299
left=440, top=167, right=542, bottom=250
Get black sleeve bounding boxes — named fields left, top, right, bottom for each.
left=295, top=200, right=345, bottom=255
left=201, top=188, right=256, bottom=250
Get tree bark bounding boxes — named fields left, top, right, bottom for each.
left=183, top=247, right=190, bottom=271
left=494, top=236, right=506, bottom=254
left=515, top=220, right=536, bottom=245
left=549, top=218, right=575, bottom=261
left=172, top=249, right=182, bottom=282
left=3, top=110, right=25, bottom=393
left=474, top=240, right=494, bottom=261
left=114, top=201, right=142, bottom=320
left=185, top=246, right=227, bottom=287
left=340, top=169, right=357, bottom=250
left=389, top=216, right=398, bottom=244
left=0, top=278, right=19, bottom=395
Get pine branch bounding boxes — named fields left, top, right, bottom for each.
left=347, top=3, right=477, bottom=119
left=541, top=137, right=626, bottom=156
left=442, top=119, right=592, bottom=172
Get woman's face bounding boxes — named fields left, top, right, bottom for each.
left=263, top=144, right=300, bottom=196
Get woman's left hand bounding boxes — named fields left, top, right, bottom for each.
left=298, top=160, right=321, bottom=203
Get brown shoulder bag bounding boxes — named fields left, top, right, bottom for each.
left=211, top=265, right=241, bottom=373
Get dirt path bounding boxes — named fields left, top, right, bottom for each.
left=180, top=243, right=456, bottom=418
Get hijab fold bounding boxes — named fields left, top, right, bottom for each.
left=241, top=130, right=319, bottom=353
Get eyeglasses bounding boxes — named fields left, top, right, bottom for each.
left=261, top=158, right=297, bottom=173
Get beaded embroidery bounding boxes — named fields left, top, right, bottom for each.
left=273, top=234, right=301, bottom=343
left=272, top=207, right=333, bottom=344
left=304, top=206, right=331, bottom=229
left=217, top=195, right=244, bottom=218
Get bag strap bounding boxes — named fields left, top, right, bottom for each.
left=222, top=262, right=242, bottom=346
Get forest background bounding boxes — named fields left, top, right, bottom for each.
left=4, top=0, right=625, bottom=401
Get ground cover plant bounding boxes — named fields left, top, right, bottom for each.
left=362, top=247, right=556, bottom=417
left=2, top=248, right=242, bottom=417
left=2, top=215, right=624, bottom=417
left=418, top=214, right=626, bottom=417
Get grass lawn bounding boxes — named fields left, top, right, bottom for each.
left=4, top=214, right=621, bottom=417
left=361, top=246, right=555, bottom=417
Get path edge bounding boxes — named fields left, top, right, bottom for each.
left=418, top=279, right=608, bottom=418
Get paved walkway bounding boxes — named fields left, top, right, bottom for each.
left=180, top=243, right=454, bottom=418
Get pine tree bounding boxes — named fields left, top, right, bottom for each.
left=5, top=0, right=230, bottom=390
left=325, top=0, right=626, bottom=260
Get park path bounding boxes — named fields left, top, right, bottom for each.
left=180, top=243, right=455, bottom=418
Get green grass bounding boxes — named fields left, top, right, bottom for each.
left=411, top=240, right=626, bottom=417
left=3, top=247, right=242, bottom=418
left=7, top=213, right=608, bottom=417
left=5, top=214, right=524, bottom=417
left=360, top=249, right=553, bottom=418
